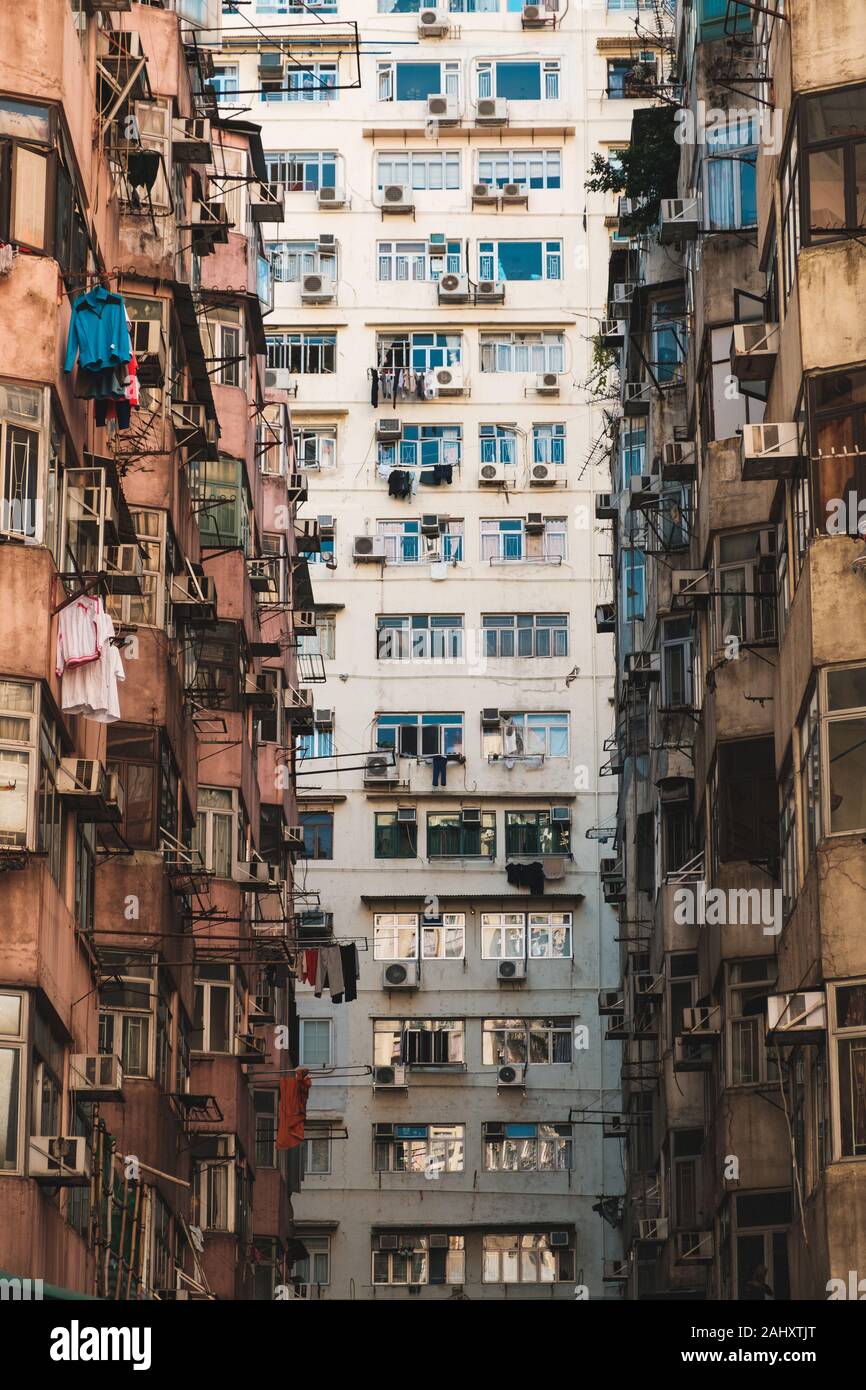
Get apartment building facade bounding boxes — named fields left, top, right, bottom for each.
left=600, top=0, right=866, bottom=1301
left=211, top=0, right=670, bottom=1299
left=0, top=0, right=309, bottom=1299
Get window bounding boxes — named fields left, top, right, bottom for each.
left=421, top=913, right=465, bottom=959
left=372, top=1233, right=465, bottom=1287
left=377, top=519, right=422, bottom=564
left=192, top=963, right=239, bottom=1054
left=478, top=240, right=562, bottom=281
left=729, top=960, right=779, bottom=1087
left=427, top=811, right=495, bottom=858
left=299, top=1019, right=332, bottom=1067
left=373, top=912, right=418, bottom=959
left=606, top=60, right=634, bottom=99
left=259, top=0, right=337, bottom=10
left=715, top=737, right=778, bottom=864
left=291, top=1236, right=331, bottom=1288
left=479, top=424, right=517, bottom=468
left=483, top=1122, right=573, bottom=1171
left=480, top=332, right=565, bottom=374
left=374, top=1124, right=464, bottom=1173
left=184, top=621, right=244, bottom=710
left=377, top=332, right=462, bottom=371
left=0, top=381, right=44, bottom=543
left=483, top=1232, right=574, bottom=1283
left=74, top=819, right=96, bottom=936
left=265, top=151, right=337, bottom=192
left=264, top=63, right=337, bottom=103
left=99, top=954, right=154, bottom=1077
left=268, top=240, right=336, bottom=283
left=300, top=810, right=333, bottom=859
left=377, top=61, right=460, bottom=103
left=375, top=712, right=464, bottom=757
left=188, top=456, right=251, bottom=549
left=701, top=118, right=758, bottom=230
left=35, top=706, right=63, bottom=887
left=781, top=130, right=800, bottom=303
left=296, top=727, right=335, bottom=761
left=377, top=615, right=463, bottom=661
left=482, top=1017, right=573, bottom=1065
left=831, top=982, right=866, bottom=1157
left=698, top=0, right=752, bottom=41
left=254, top=1090, right=277, bottom=1167
left=802, top=84, right=866, bottom=244
left=0, top=100, right=89, bottom=263
left=779, top=760, right=797, bottom=919
left=210, top=64, right=239, bottom=106
left=809, top=369, right=866, bottom=536
left=620, top=420, right=646, bottom=485
left=293, top=425, right=336, bottom=472
left=503, top=809, right=571, bottom=855
left=106, top=726, right=179, bottom=851
left=375, top=1018, right=465, bottom=1067
left=378, top=424, right=462, bottom=473
left=481, top=518, right=567, bottom=563
left=193, top=1137, right=244, bottom=1233
left=476, top=149, right=561, bottom=190
left=487, top=714, right=570, bottom=760
left=532, top=423, right=565, bottom=468
left=303, top=1129, right=332, bottom=1177
left=374, top=812, right=417, bottom=860
left=731, top=1191, right=791, bottom=1302
left=715, top=530, right=777, bottom=646
left=476, top=61, right=560, bottom=101
left=483, top=614, right=568, bottom=658
left=106, top=508, right=167, bottom=628
left=377, top=239, right=461, bottom=282
left=823, top=665, right=866, bottom=835
left=192, top=787, right=236, bottom=878
left=622, top=548, right=646, bottom=622
left=375, top=153, right=461, bottom=192
left=671, top=1130, right=703, bottom=1229
left=660, top=617, right=694, bottom=709
left=798, top=688, right=821, bottom=855
left=0, top=992, right=26, bottom=1171
left=481, top=912, right=572, bottom=959
left=668, top=953, right=699, bottom=1048
left=266, top=333, right=336, bottom=374
left=298, top=613, right=335, bottom=658
left=652, top=297, right=687, bottom=382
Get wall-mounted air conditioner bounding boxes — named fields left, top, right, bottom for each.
left=481, top=707, right=502, bottom=727
left=427, top=94, right=459, bottom=124
left=373, top=1065, right=408, bottom=1089
left=461, top=807, right=481, bottom=823
left=476, top=280, right=505, bottom=303
left=766, top=991, right=826, bottom=1042
left=380, top=184, right=414, bottom=214
left=172, top=117, right=213, bottom=166
left=522, top=2, right=556, bottom=25
left=731, top=321, right=780, bottom=382
left=382, top=962, right=419, bottom=991
left=69, top=1054, right=124, bottom=1101
left=670, top=570, right=710, bottom=607
left=636, top=1218, right=669, bottom=1243
left=603, top=1115, right=628, bottom=1138
left=317, top=186, right=346, bottom=209
left=598, top=988, right=625, bottom=1014
left=600, top=318, right=625, bottom=348
left=662, top=440, right=696, bottom=481
left=479, top=461, right=506, bottom=485
left=497, top=1063, right=526, bottom=1087
left=433, top=364, right=464, bottom=395
left=418, top=6, right=449, bottom=35
left=265, top=368, right=294, bottom=391
left=659, top=197, right=702, bottom=244
left=625, top=651, right=661, bottom=681
left=353, top=536, right=387, bottom=562
left=29, top=1136, right=92, bottom=1186
left=376, top=417, right=403, bottom=442
left=501, top=183, right=528, bottom=204
left=438, top=273, right=470, bottom=303
left=472, top=182, right=498, bottom=204
left=529, top=462, right=558, bottom=486
left=476, top=98, right=507, bottom=126
left=497, top=959, right=526, bottom=983
left=301, top=274, right=335, bottom=304
left=364, top=753, right=397, bottom=782
left=740, top=422, right=800, bottom=481
left=284, top=827, right=306, bottom=850
left=682, top=1005, right=721, bottom=1036
left=535, top=372, right=560, bottom=394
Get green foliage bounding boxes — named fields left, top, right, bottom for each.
left=585, top=105, right=681, bottom=234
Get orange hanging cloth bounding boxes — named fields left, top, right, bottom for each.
left=276, top=1068, right=312, bottom=1150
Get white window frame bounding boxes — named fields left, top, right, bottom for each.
left=829, top=978, right=866, bottom=1161
left=299, top=1018, right=333, bottom=1068
left=291, top=1235, right=331, bottom=1288
left=192, top=787, right=239, bottom=879
left=373, top=1123, right=465, bottom=1174
left=479, top=332, right=565, bottom=374
left=482, top=1122, right=574, bottom=1173
left=303, top=1131, right=332, bottom=1177
left=0, top=990, right=28, bottom=1174
left=377, top=60, right=460, bottom=103
left=476, top=59, right=561, bottom=102
left=0, top=381, right=47, bottom=545
left=268, top=240, right=336, bottom=283
left=374, top=912, right=420, bottom=961
left=476, top=148, right=562, bottom=191
left=477, top=239, right=563, bottom=282
left=0, top=679, right=37, bottom=850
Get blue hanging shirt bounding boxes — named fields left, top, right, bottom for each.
left=63, top=286, right=132, bottom=374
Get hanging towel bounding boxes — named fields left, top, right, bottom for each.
left=276, top=1069, right=312, bottom=1150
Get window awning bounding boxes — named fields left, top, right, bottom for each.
left=360, top=892, right=585, bottom=906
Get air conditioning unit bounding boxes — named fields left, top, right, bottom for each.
left=258, top=50, right=285, bottom=80
left=497, top=959, right=526, bottom=983
left=675, top=1231, right=714, bottom=1264
left=598, top=988, right=624, bottom=1014
left=171, top=117, right=212, bottom=166
left=497, top=1063, right=526, bottom=1087
left=373, top=1065, right=408, bottom=1089
left=766, top=990, right=826, bottom=1043
left=397, top=807, right=416, bottom=824
left=283, top=685, right=314, bottom=717
left=317, top=186, right=346, bottom=209
left=129, top=318, right=167, bottom=386
left=740, top=422, right=800, bottom=481
left=284, top=826, right=306, bottom=850
left=529, top=462, right=558, bottom=486
left=670, top=570, right=710, bottom=607
left=383, top=962, right=419, bottom=991
left=353, top=535, right=387, bottom=562
left=293, top=610, right=316, bottom=637
left=617, top=196, right=640, bottom=220
left=600, top=318, right=625, bottom=349
left=731, top=322, right=780, bottom=382
left=476, top=97, right=508, bottom=126
left=535, top=372, right=560, bottom=394
left=476, top=280, right=505, bottom=303
left=265, top=368, right=294, bottom=391
left=461, top=807, right=481, bottom=823
left=69, top=1054, right=124, bottom=1101
left=29, top=1136, right=92, bottom=1186
left=418, top=6, right=449, bottom=35
left=301, top=273, right=335, bottom=303
left=104, top=543, right=144, bottom=595
left=171, top=573, right=217, bottom=622
left=472, top=182, right=498, bottom=204
left=662, top=440, right=696, bottom=481
left=659, top=197, right=702, bottom=244
left=317, top=233, right=337, bottom=252
left=525, top=512, right=545, bottom=533
left=595, top=493, right=617, bottom=521
left=87, top=0, right=132, bottom=10
left=603, top=1260, right=629, bottom=1282
left=364, top=753, right=397, bottom=782
left=421, top=514, right=440, bottom=536
left=235, top=860, right=282, bottom=891
left=501, top=183, right=527, bottom=204
left=595, top=602, right=616, bottom=634
left=624, top=381, right=651, bottom=416
left=481, top=707, right=501, bottom=727
left=380, top=184, right=414, bottom=214
left=682, top=1005, right=721, bottom=1036
left=251, top=182, right=285, bottom=224
left=438, top=273, right=470, bottom=303
left=673, top=1036, right=713, bottom=1072
left=318, top=514, right=336, bottom=535
left=603, top=1115, right=628, bottom=1139
left=57, top=758, right=108, bottom=814
left=636, top=1218, right=669, bottom=1243
left=314, top=707, right=334, bottom=728
left=522, top=1, right=555, bottom=24
left=479, top=461, right=506, bottom=484
left=625, top=651, right=661, bottom=681
left=628, top=473, right=658, bottom=510
left=551, top=805, right=570, bottom=823
left=433, top=364, right=464, bottom=395
left=376, top=417, right=403, bottom=442
left=427, top=94, right=459, bottom=124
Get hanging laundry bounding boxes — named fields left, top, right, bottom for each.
left=387, top=469, right=413, bottom=499
left=339, top=944, right=359, bottom=1003
left=432, top=754, right=448, bottom=787
left=60, top=598, right=125, bottom=723
left=64, top=286, right=132, bottom=375
left=276, top=1069, right=312, bottom=1150
left=126, top=149, right=161, bottom=196
left=415, top=371, right=426, bottom=401
left=314, top=944, right=345, bottom=1000
left=506, top=861, right=546, bottom=895
left=370, top=368, right=379, bottom=408
left=56, top=596, right=102, bottom=674
left=301, top=948, right=319, bottom=987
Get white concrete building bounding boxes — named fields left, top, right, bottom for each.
left=216, top=0, right=657, bottom=1301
